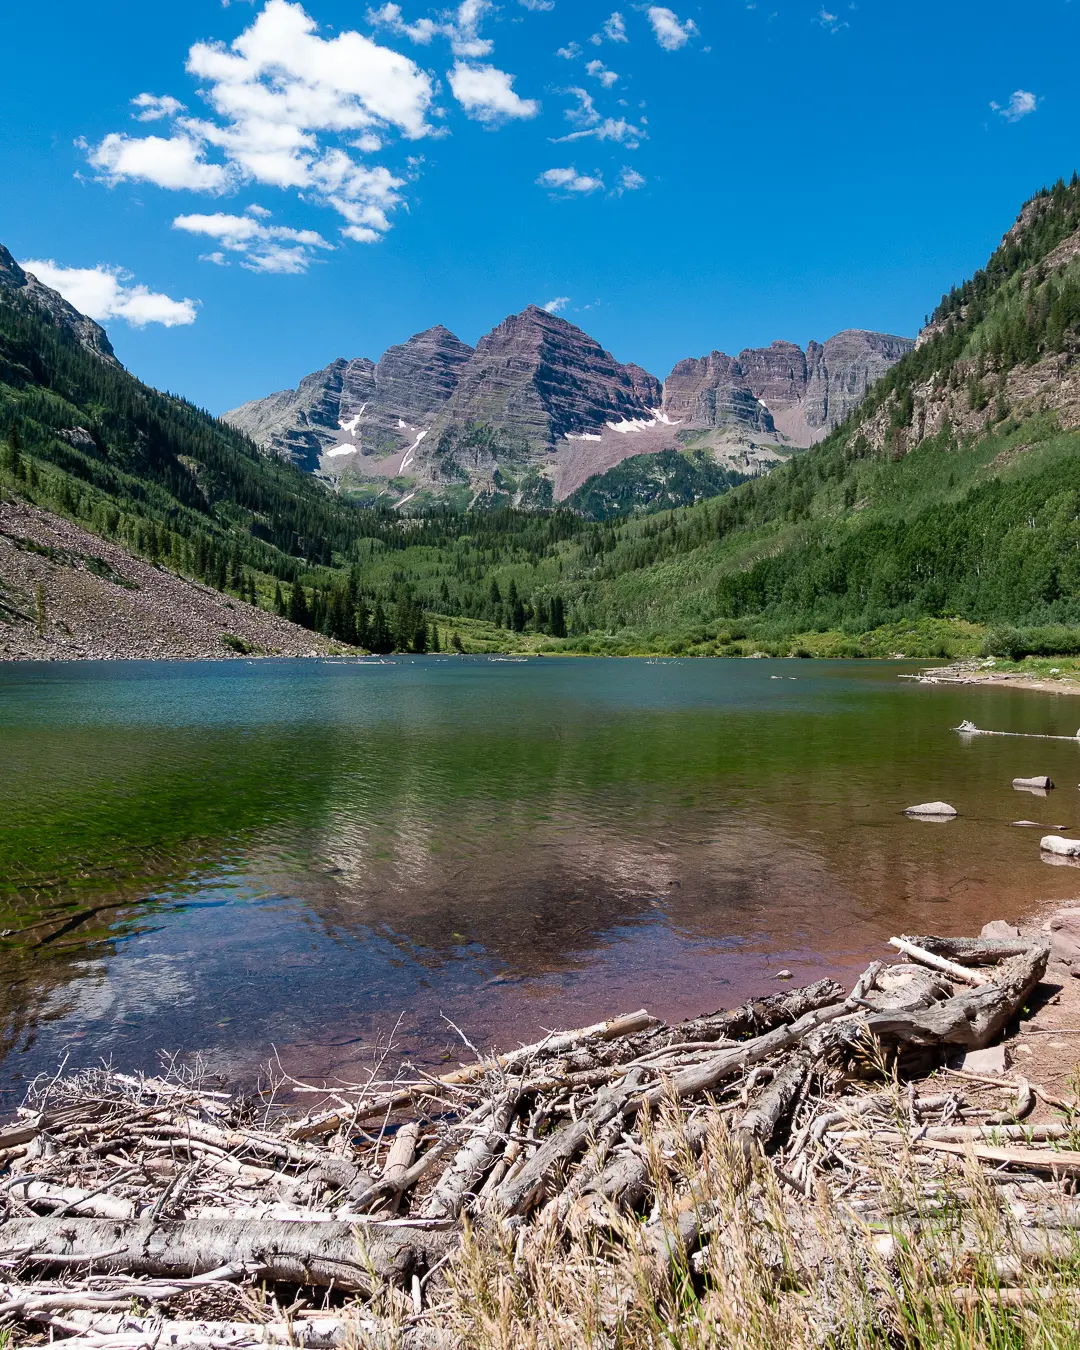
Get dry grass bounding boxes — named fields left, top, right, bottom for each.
left=428, top=1097, right=1080, bottom=1350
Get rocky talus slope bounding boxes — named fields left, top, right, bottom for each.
left=227, top=309, right=910, bottom=510
left=0, top=500, right=341, bottom=661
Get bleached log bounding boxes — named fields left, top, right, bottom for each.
left=5, top=1181, right=134, bottom=1220
left=422, top=1094, right=517, bottom=1219
left=734, top=1053, right=810, bottom=1160
left=381, top=1120, right=420, bottom=1193
left=28, top=1314, right=453, bottom=1350
left=888, top=936, right=990, bottom=987
left=637, top=1001, right=852, bottom=1109
left=585, top=1117, right=711, bottom=1213
left=0, top=1216, right=456, bottom=1292
left=862, top=940, right=1049, bottom=1050
left=495, top=1072, right=647, bottom=1216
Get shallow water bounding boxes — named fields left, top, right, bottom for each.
left=2, top=656, right=1079, bottom=1101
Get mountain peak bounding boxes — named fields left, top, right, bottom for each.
left=0, top=243, right=118, bottom=366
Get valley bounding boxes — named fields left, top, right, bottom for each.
left=5, top=179, right=1080, bottom=662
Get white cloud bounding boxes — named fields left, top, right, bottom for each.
left=554, top=116, right=645, bottom=148
left=369, top=0, right=493, bottom=56
left=563, top=87, right=599, bottom=127
left=556, top=41, right=582, bottom=58
left=544, top=295, right=570, bottom=312
left=87, top=0, right=435, bottom=246
left=617, top=166, right=645, bottom=191
left=815, top=8, right=848, bottom=32
left=586, top=59, right=619, bottom=87
left=518, top=0, right=554, bottom=9
left=991, top=89, right=1038, bottom=122
left=537, top=166, right=604, bottom=193
left=646, top=6, right=698, bottom=49
left=448, top=62, right=540, bottom=123
left=20, top=259, right=198, bottom=327
left=591, top=12, right=628, bottom=43
left=172, top=209, right=333, bottom=272
left=366, top=3, right=438, bottom=42
left=87, top=132, right=230, bottom=191
left=131, top=93, right=187, bottom=122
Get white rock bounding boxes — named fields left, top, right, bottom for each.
left=960, top=1044, right=1006, bottom=1075
left=1040, top=836, right=1080, bottom=856
left=904, top=802, right=958, bottom=818
left=981, top=920, right=1021, bottom=939
left=775, top=969, right=793, bottom=980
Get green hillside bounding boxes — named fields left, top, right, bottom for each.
left=6, top=176, right=1080, bottom=658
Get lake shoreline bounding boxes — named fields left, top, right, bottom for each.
left=2, top=922, right=1078, bottom=1346
left=912, top=658, right=1080, bottom=696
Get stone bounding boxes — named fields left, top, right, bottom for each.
left=981, top=920, right=1022, bottom=939
left=904, top=802, right=958, bottom=817
left=960, top=1044, right=1007, bottom=1074
left=1014, top=776, right=1054, bottom=790
left=224, top=328, right=474, bottom=471
left=775, top=969, right=793, bottom=980
left=802, top=330, right=916, bottom=432
left=1047, top=908, right=1080, bottom=964
left=1040, top=836, right=1080, bottom=857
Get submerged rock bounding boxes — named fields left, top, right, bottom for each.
left=1014, top=776, right=1055, bottom=790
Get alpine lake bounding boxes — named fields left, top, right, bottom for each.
left=3, top=655, right=1080, bottom=1104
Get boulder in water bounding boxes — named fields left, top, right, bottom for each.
left=1040, top=836, right=1080, bottom=856
left=904, top=802, right=957, bottom=818
left=1014, top=776, right=1054, bottom=790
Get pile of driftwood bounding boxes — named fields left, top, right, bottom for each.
left=2, top=931, right=1079, bottom=1347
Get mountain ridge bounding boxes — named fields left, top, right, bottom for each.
left=224, top=310, right=913, bottom=510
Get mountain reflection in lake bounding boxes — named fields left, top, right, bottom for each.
left=2, top=656, right=1080, bottom=1101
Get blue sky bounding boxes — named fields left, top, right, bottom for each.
left=0, top=0, right=1074, bottom=414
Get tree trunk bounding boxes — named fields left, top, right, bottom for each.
left=0, top=1216, right=456, bottom=1292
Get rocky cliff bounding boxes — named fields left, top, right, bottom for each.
left=662, top=330, right=915, bottom=447
left=226, top=310, right=912, bottom=508
left=224, top=326, right=473, bottom=474
left=0, top=246, right=119, bottom=367
left=432, top=305, right=661, bottom=451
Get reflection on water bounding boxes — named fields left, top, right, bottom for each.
left=2, top=656, right=1080, bottom=1101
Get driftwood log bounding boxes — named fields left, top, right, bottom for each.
left=0, top=1216, right=455, bottom=1292
left=863, top=937, right=1048, bottom=1049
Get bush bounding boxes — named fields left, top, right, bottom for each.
left=221, top=633, right=255, bottom=654
left=983, top=625, right=1080, bottom=660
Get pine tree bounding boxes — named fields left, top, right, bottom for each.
left=550, top=594, right=567, bottom=638
left=287, top=581, right=309, bottom=626
left=273, top=581, right=285, bottom=616
left=370, top=600, right=392, bottom=654
left=431, top=622, right=441, bottom=652
left=451, top=630, right=464, bottom=653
